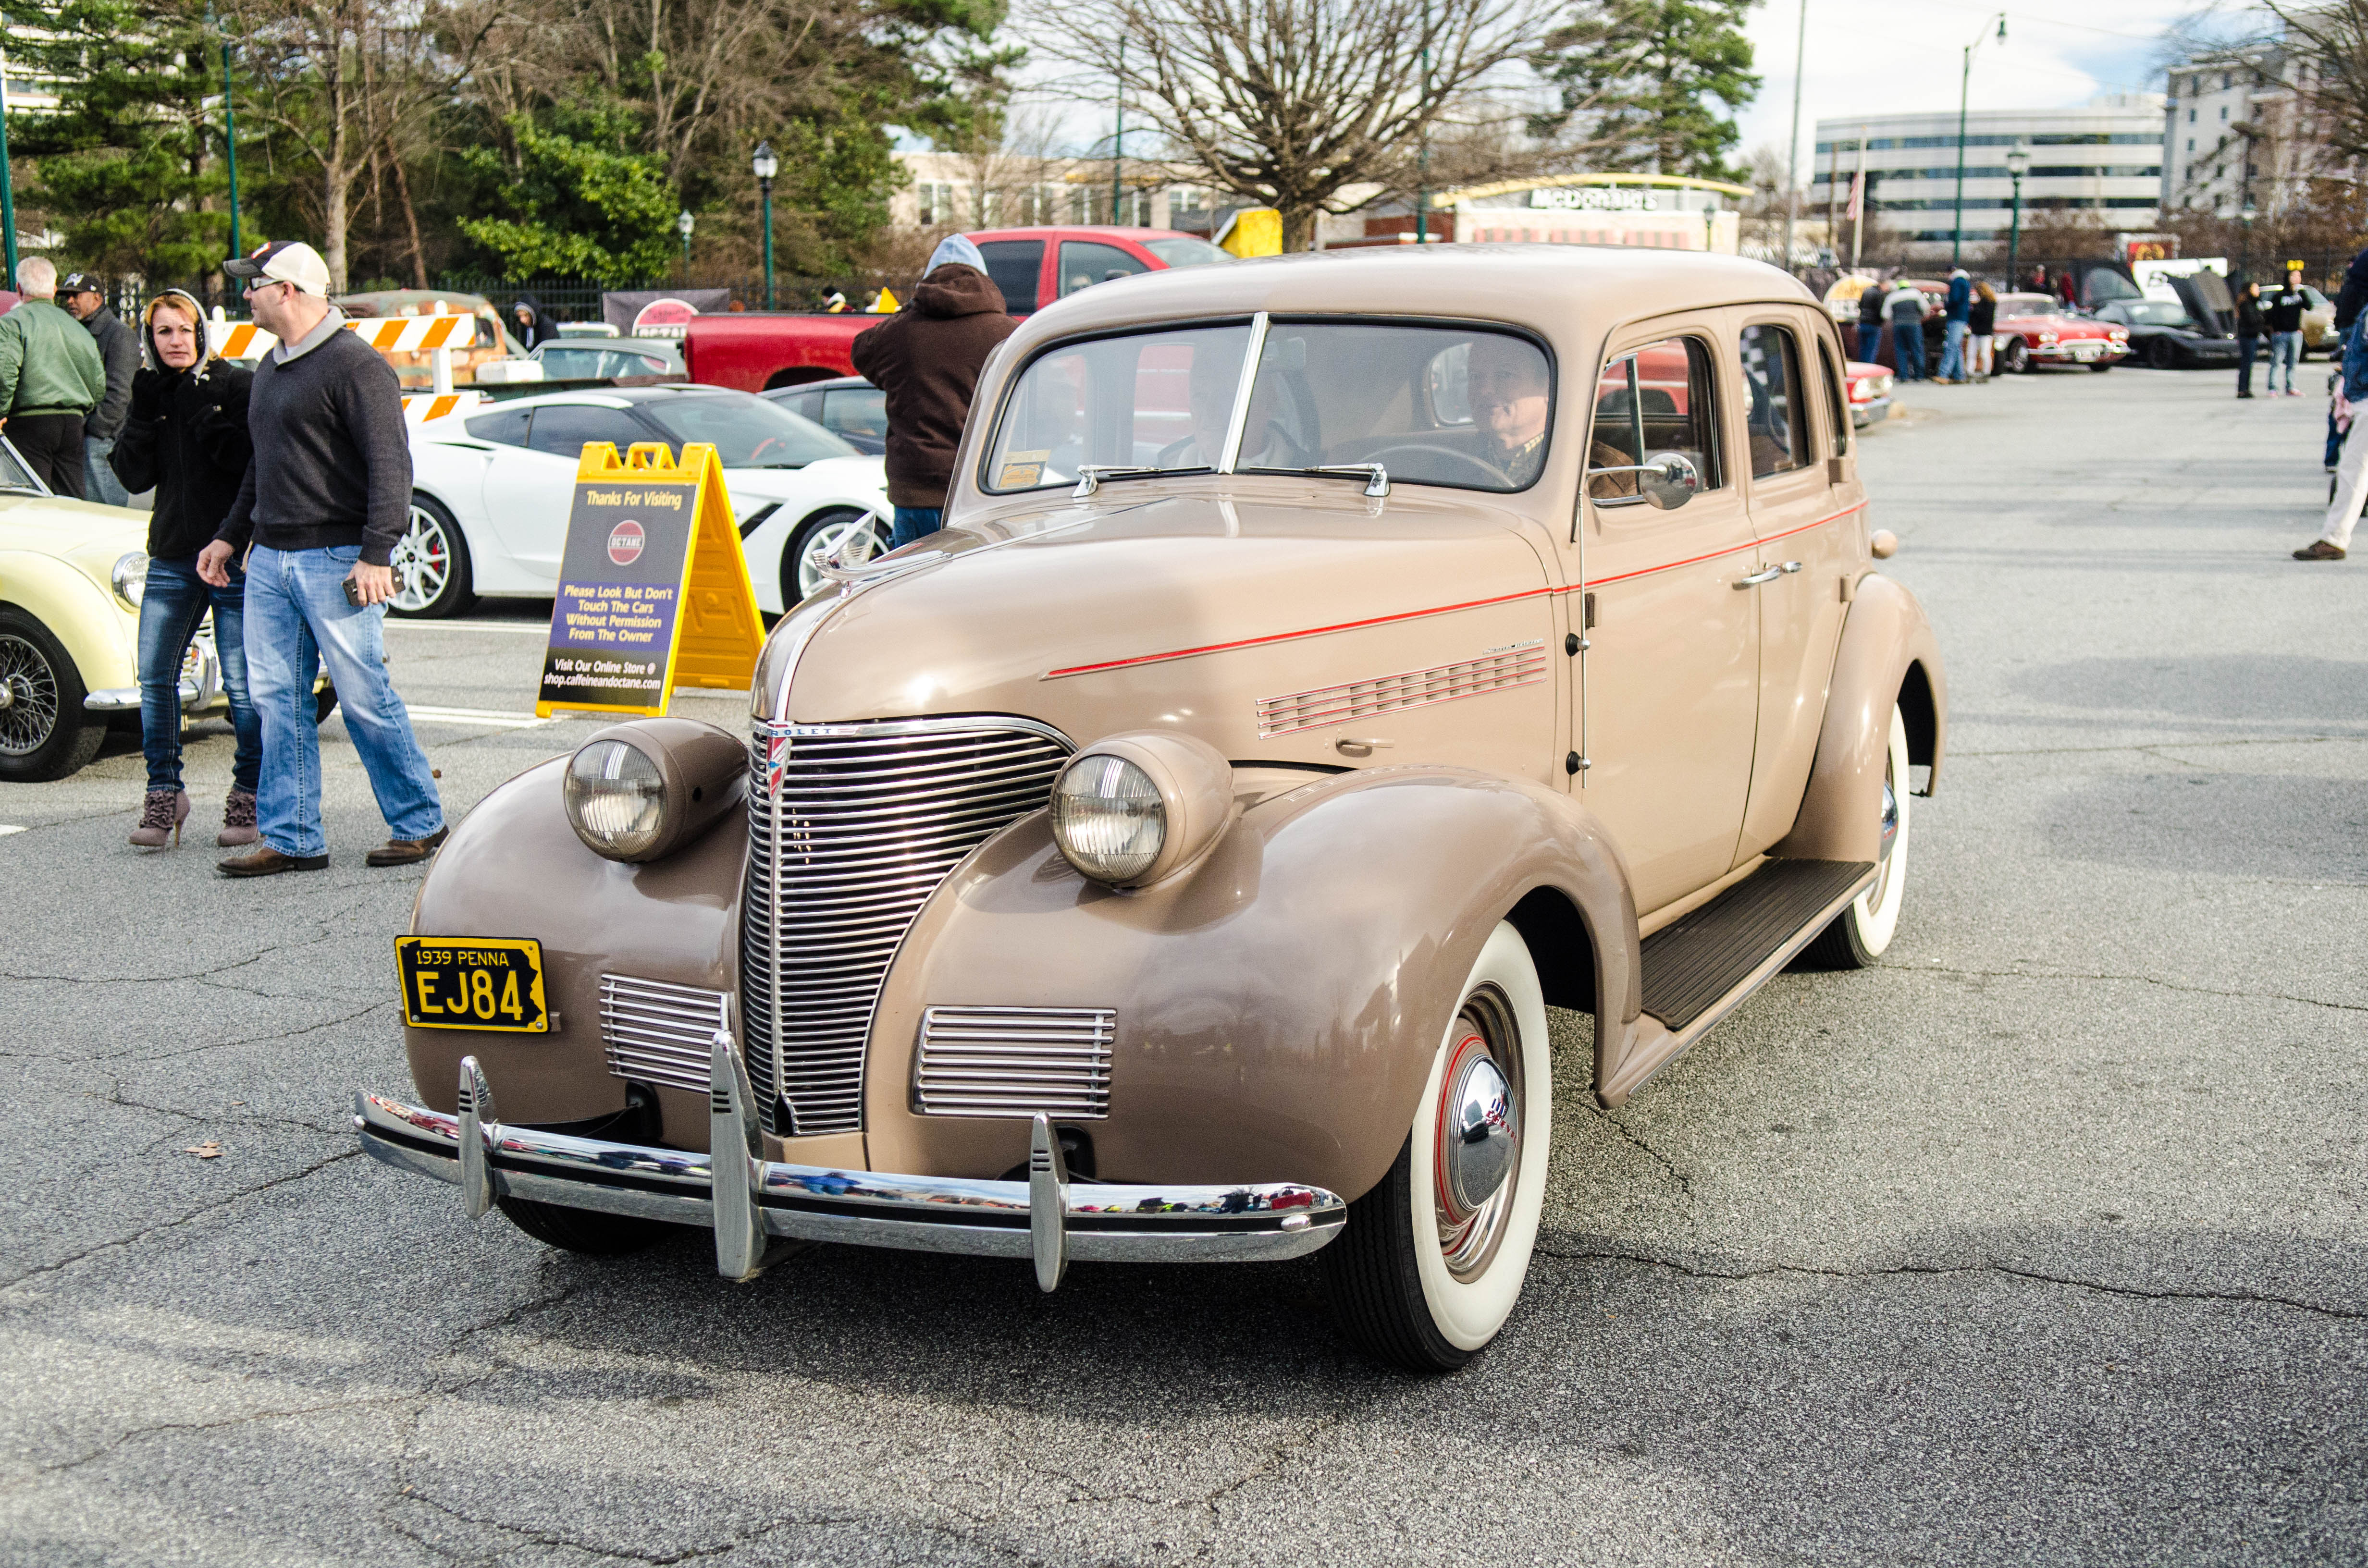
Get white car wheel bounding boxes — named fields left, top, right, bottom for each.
left=1802, top=704, right=1912, bottom=968
left=1322, top=921, right=1551, bottom=1371
left=389, top=495, right=474, bottom=618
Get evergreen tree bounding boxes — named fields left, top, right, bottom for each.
left=2, top=0, right=233, bottom=282
left=1530, top=0, right=1759, bottom=183
left=456, top=109, right=679, bottom=284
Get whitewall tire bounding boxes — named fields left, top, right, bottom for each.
left=1322, top=921, right=1552, bottom=1372
left=1802, top=703, right=1912, bottom=969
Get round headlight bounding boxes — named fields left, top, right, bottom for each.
left=111, top=551, right=148, bottom=609
left=565, top=739, right=666, bottom=858
left=1051, top=753, right=1165, bottom=883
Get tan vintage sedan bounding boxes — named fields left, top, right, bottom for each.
left=355, top=246, right=1946, bottom=1372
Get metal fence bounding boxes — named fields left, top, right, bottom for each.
left=93, top=273, right=884, bottom=325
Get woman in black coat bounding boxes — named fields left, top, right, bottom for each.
left=108, top=288, right=260, bottom=849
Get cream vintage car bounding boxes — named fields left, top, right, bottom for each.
left=356, top=246, right=1946, bottom=1372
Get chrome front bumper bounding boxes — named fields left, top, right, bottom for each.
left=355, top=1038, right=1346, bottom=1288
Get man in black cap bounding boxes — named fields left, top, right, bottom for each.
left=59, top=271, right=139, bottom=506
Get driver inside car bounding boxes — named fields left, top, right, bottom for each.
left=1468, top=335, right=1550, bottom=489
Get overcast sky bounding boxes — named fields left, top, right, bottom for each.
left=997, top=1, right=2235, bottom=180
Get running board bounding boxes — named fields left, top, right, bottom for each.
left=1599, top=858, right=1876, bottom=1107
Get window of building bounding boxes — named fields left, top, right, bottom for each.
left=2220, top=105, right=2229, bottom=120
left=2186, top=138, right=2195, bottom=151
left=2187, top=108, right=2196, bottom=122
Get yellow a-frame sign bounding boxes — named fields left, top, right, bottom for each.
left=535, top=441, right=765, bottom=718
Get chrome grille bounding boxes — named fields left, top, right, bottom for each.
left=741, top=717, right=1073, bottom=1135
left=599, top=975, right=729, bottom=1097
left=1256, top=643, right=1549, bottom=736
left=913, top=1006, right=1116, bottom=1118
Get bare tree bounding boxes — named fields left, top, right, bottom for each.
left=225, top=0, right=504, bottom=290
left=2267, top=2, right=2368, bottom=198
left=1039, top=0, right=1550, bottom=250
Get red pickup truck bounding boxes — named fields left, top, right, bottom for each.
left=684, top=225, right=1234, bottom=392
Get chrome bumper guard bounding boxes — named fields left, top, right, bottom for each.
left=354, top=1036, right=1346, bottom=1288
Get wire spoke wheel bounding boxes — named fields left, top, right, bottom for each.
left=0, top=632, right=61, bottom=757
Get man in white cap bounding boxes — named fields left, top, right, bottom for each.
left=197, top=239, right=444, bottom=876
left=850, top=233, right=1017, bottom=548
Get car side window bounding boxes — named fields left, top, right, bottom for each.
left=778, top=392, right=822, bottom=423
left=1588, top=336, right=1719, bottom=505
left=976, top=240, right=1045, bottom=314
left=525, top=404, right=652, bottom=459
left=821, top=386, right=888, bottom=444
left=1739, top=324, right=1810, bottom=478
left=463, top=406, right=532, bottom=447
left=1816, top=338, right=1849, bottom=456
left=1060, top=242, right=1150, bottom=298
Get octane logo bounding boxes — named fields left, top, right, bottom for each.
left=607, top=520, right=645, bottom=565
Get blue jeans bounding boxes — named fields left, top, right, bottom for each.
left=85, top=436, right=130, bottom=508
left=1891, top=322, right=1924, bottom=379
left=1937, top=319, right=1969, bottom=381
left=138, top=555, right=261, bottom=795
left=2237, top=334, right=2258, bottom=394
left=244, top=544, right=442, bottom=858
left=2270, top=331, right=2303, bottom=393
left=1855, top=323, right=1881, bottom=363
left=889, top=506, right=942, bottom=550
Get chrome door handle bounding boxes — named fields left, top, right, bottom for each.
left=1733, top=561, right=1804, bottom=589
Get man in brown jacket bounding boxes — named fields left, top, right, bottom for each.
left=851, top=234, right=1016, bottom=548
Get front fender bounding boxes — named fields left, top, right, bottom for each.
left=1, top=551, right=137, bottom=695
left=403, top=757, right=747, bottom=1140
left=863, top=766, right=1640, bottom=1202
left=1774, top=573, right=1947, bottom=865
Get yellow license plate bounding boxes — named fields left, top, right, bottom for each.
left=395, top=936, right=550, bottom=1033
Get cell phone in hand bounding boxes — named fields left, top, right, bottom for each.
left=342, top=575, right=365, bottom=607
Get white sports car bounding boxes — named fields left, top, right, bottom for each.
left=396, top=386, right=888, bottom=617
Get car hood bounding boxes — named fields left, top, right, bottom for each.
left=0, top=493, right=147, bottom=586
left=764, top=486, right=1559, bottom=766
left=722, top=453, right=886, bottom=500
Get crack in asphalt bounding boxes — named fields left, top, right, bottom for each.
left=0, top=1149, right=361, bottom=1294
left=1893, top=960, right=2368, bottom=1015
left=1541, top=1245, right=2368, bottom=1323
left=1582, top=1105, right=1694, bottom=1195
left=63, top=998, right=395, bottom=1067
left=9, top=1390, right=424, bottom=1491
left=97, top=1080, right=346, bottom=1143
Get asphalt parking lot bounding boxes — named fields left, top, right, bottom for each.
left=3, top=360, right=2364, bottom=1567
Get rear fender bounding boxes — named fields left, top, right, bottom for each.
left=863, top=765, right=1641, bottom=1202
left=1774, top=573, right=1948, bottom=865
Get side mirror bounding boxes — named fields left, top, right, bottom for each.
left=1639, top=451, right=1699, bottom=510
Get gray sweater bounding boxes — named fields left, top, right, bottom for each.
left=215, top=309, right=412, bottom=566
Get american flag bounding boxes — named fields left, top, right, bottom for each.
left=1846, top=172, right=1864, bottom=221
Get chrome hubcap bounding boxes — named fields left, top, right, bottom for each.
left=1864, top=747, right=1901, bottom=910
left=0, top=635, right=59, bottom=755
left=1434, top=987, right=1522, bottom=1279
left=391, top=508, right=451, bottom=612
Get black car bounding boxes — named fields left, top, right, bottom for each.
left=2095, top=299, right=2244, bottom=369
left=762, top=375, right=886, bottom=454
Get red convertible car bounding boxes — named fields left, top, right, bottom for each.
left=1992, top=293, right=2128, bottom=373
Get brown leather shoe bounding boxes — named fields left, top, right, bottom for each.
left=366, top=826, right=450, bottom=867
left=2294, top=540, right=2347, bottom=560
left=217, top=845, right=330, bottom=878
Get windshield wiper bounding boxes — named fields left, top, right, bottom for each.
left=1073, top=463, right=1203, bottom=497
left=1280, top=462, right=1390, bottom=498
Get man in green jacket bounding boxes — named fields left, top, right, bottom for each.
left=0, top=257, right=108, bottom=499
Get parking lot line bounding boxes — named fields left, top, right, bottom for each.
left=385, top=620, right=551, bottom=636
left=405, top=705, right=555, bottom=729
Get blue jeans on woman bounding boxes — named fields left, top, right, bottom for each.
left=244, top=543, right=442, bottom=859
left=139, top=555, right=261, bottom=796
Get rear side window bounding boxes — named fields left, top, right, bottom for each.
left=1739, top=323, right=1811, bottom=478
left=1060, top=241, right=1151, bottom=297
left=1816, top=339, right=1849, bottom=456
left=525, top=404, right=652, bottom=458
left=463, top=405, right=532, bottom=446
left=1589, top=337, right=1719, bottom=504
left=976, top=240, right=1044, bottom=314
left=821, top=386, right=887, bottom=444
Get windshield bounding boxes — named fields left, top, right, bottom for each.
left=2124, top=301, right=2195, bottom=327
left=984, top=319, right=1552, bottom=495
left=1143, top=237, right=1234, bottom=269
left=1997, top=294, right=2061, bottom=317
left=637, top=393, right=855, bottom=468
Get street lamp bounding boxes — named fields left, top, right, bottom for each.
left=677, top=209, right=694, bottom=279
left=752, top=141, right=778, bottom=310
left=1952, top=12, right=2007, bottom=269
left=2004, top=142, right=2029, bottom=286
